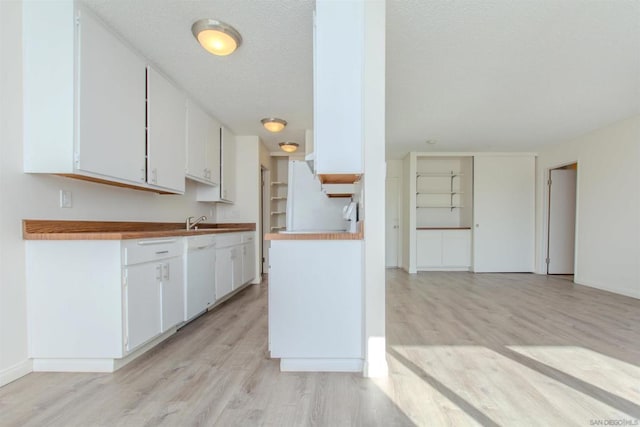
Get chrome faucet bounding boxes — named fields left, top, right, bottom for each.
left=186, top=215, right=207, bottom=230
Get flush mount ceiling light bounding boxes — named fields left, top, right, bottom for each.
left=279, top=142, right=299, bottom=153
left=261, top=118, right=287, bottom=133
left=191, top=19, right=242, bottom=56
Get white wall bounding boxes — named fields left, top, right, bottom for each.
left=536, top=115, right=640, bottom=298
left=0, top=1, right=218, bottom=386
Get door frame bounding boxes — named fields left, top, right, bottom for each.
left=261, top=167, right=270, bottom=276
left=542, top=160, right=580, bottom=276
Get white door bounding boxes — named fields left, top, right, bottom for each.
left=473, top=155, right=535, bottom=272
left=147, top=66, right=187, bottom=193
left=547, top=168, right=577, bottom=274
left=385, top=177, right=400, bottom=267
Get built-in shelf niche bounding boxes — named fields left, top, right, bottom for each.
left=270, top=157, right=290, bottom=232
left=415, top=157, right=473, bottom=228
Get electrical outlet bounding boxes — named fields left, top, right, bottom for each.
left=59, top=190, right=72, bottom=208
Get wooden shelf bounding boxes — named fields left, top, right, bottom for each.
left=271, top=182, right=288, bottom=186
left=271, top=196, right=287, bottom=200
left=270, top=226, right=286, bottom=231
left=271, top=212, right=286, bottom=215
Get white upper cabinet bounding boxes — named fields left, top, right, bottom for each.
left=313, top=0, right=364, bottom=176
left=196, top=125, right=235, bottom=203
left=23, top=3, right=147, bottom=186
left=23, top=3, right=187, bottom=194
left=146, top=66, right=186, bottom=194
left=186, top=100, right=221, bottom=186
left=76, top=8, right=147, bottom=185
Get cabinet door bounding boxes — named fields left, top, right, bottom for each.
left=242, top=242, right=256, bottom=285
left=185, top=100, right=208, bottom=182
left=206, top=118, right=221, bottom=186
left=186, top=246, right=216, bottom=320
left=125, top=263, right=161, bottom=352
left=220, top=126, right=236, bottom=202
left=161, top=258, right=184, bottom=332
left=442, top=230, right=471, bottom=267
left=76, top=9, right=146, bottom=184
left=314, top=1, right=363, bottom=174
left=231, top=247, right=243, bottom=290
left=473, top=155, right=535, bottom=272
left=416, top=230, right=443, bottom=268
left=147, top=66, right=186, bottom=193
left=215, top=247, right=234, bottom=299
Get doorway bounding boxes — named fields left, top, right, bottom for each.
left=546, top=163, right=577, bottom=275
left=385, top=176, right=400, bottom=267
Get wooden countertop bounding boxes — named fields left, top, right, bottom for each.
left=265, top=223, right=364, bottom=241
left=23, top=220, right=256, bottom=240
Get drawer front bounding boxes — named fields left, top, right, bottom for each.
left=123, top=238, right=184, bottom=265
left=242, top=232, right=255, bottom=243
left=186, top=234, right=216, bottom=249
left=216, top=232, right=242, bottom=248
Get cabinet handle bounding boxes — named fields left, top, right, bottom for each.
left=138, top=239, right=177, bottom=246
left=151, top=168, right=158, bottom=184
left=163, top=263, right=170, bottom=280
left=155, top=264, right=162, bottom=281
left=141, top=167, right=146, bottom=182
left=155, top=250, right=169, bottom=255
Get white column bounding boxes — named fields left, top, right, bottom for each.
left=362, top=0, right=388, bottom=378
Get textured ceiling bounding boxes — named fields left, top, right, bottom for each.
left=80, top=0, right=640, bottom=158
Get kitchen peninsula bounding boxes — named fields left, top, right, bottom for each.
left=265, top=227, right=364, bottom=372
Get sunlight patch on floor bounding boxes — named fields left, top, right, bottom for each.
left=507, top=345, right=640, bottom=404
left=374, top=345, right=635, bottom=426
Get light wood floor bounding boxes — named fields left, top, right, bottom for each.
left=1, top=271, right=639, bottom=426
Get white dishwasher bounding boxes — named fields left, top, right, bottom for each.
left=185, top=234, right=216, bottom=321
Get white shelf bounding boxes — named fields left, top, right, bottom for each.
left=271, top=211, right=286, bottom=215
left=271, top=196, right=287, bottom=200
left=270, top=226, right=286, bottom=231
left=271, top=182, right=288, bottom=186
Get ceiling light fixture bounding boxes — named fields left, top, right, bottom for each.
left=261, top=118, right=287, bottom=132
left=279, top=142, right=299, bottom=153
left=191, top=19, right=242, bottom=56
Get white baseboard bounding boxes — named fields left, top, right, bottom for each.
left=33, top=358, right=115, bottom=373
left=574, top=277, right=640, bottom=299
left=280, top=358, right=363, bottom=372
left=0, top=359, right=33, bottom=386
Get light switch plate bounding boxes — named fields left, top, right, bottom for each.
left=59, top=190, right=72, bottom=208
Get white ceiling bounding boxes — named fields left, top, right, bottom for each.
left=80, top=0, right=640, bottom=159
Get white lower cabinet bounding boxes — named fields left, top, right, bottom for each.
left=124, top=262, right=162, bottom=352
left=241, top=233, right=256, bottom=285
left=214, top=232, right=256, bottom=299
left=215, top=245, right=234, bottom=300
left=416, top=229, right=471, bottom=270
left=27, top=237, right=184, bottom=372
left=26, top=230, right=255, bottom=373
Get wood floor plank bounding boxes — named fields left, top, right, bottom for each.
left=1, top=271, right=639, bottom=426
